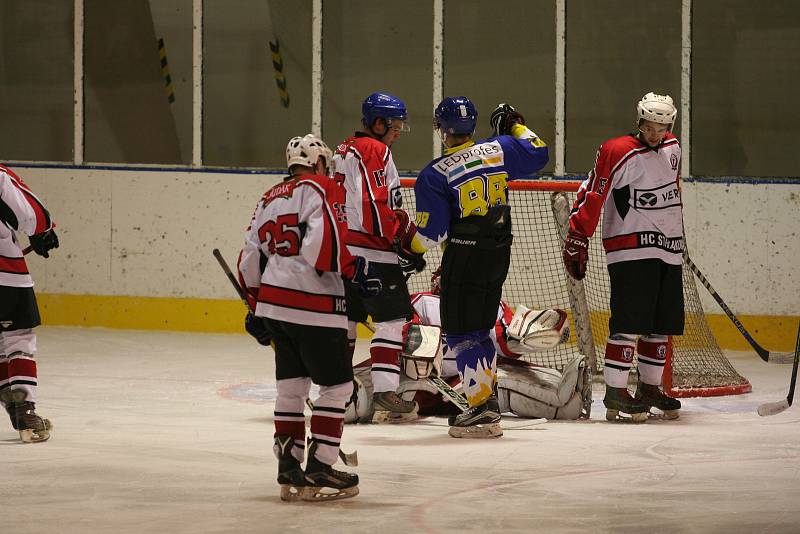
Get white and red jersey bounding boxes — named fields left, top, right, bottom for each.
left=0, top=165, right=54, bottom=288
left=331, top=133, right=402, bottom=264
left=568, top=133, right=684, bottom=266
left=238, top=174, right=356, bottom=330
left=409, top=292, right=519, bottom=373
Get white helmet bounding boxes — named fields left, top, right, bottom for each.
left=637, top=92, right=677, bottom=125
left=286, top=134, right=333, bottom=172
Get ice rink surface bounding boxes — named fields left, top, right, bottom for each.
left=4, top=327, right=799, bottom=534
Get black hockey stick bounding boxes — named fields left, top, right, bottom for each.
left=212, top=248, right=251, bottom=311
left=758, top=321, right=800, bottom=416
left=684, top=254, right=794, bottom=364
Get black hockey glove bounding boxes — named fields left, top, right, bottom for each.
left=29, top=229, right=59, bottom=258
left=489, top=103, right=526, bottom=136
left=398, top=251, right=426, bottom=279
left=349, top=256, right=383, bottom=298
left=392, top=209, right=426, bottom=278
left=244, top=312, right=272, bottom=346
left=562, top=231, right=589, bottom=280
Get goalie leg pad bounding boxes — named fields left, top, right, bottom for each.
left=497, top=356, right=591, bottom=420
left=400, top=323, right=443, bottom=380
left=506, top=306, right=570, bottom=353
left=344, top=365, right=374, bottom=424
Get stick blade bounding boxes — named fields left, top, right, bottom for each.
left=757, top=399, right=790, bottom=416
left=768, top=352, right=796, bottom=365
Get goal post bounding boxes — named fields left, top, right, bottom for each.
left=399, top=178, right=752, bottom=398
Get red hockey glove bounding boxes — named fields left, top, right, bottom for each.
left=562, top=231, right=589, bottom=280
left=393, top=209, right=426, bottom=276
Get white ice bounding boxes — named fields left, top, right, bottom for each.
left=4, top=327, right=800, bottom=534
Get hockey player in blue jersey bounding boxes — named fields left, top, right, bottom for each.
left=394, top=97, right=548, bottom=438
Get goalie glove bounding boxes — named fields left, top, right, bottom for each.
left=506, top=306, right=570, bottom=353
left=489, top=103, right=526, bottom=136
left=562, top=231, right=589, bottom=280
left=393, top=209, right=426, bottom=276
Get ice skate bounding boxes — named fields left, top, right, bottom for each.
left=302, top=443, right=359, bottom=502
left=274, top=435, right=305, bottom=502
left=447, top=395, right=502, bottom=438
left=371, top=390, right=418, bottom=423
left=635, top=382, right=681, bottom=420
left=9, top=391, right=52, bottom=443
left=603, top=386, right=649, bottom=423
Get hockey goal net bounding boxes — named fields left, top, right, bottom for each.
left=399, top=179, right=751, bottom=398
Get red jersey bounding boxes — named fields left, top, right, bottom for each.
left=569, top=133, right=684, bottom=266
left=238, top=174, right=356, bottom=329
left=0, top=165, right=54, bottom=288
left=331, top=133, right=402, bottom=264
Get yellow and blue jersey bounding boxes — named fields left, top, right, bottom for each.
left=414, top=126, right=548, bottom=245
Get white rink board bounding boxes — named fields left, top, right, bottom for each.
left=4, top=328, right=800, bottom=534
left=18, top=167, right=800, bottom=315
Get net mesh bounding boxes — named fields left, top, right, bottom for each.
left=400, top=180, right=751, bottom=397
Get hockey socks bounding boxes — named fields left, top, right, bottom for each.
left=445, top=331, right=497, bottom=407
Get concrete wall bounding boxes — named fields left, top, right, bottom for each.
left=14, top=166, right=800, bottom=344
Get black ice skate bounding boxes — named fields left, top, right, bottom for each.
left=371, top=390, right=418, bottom=424
left=447, top=395, right=502, bottom=439
left=274, top=435, right=305, bottom=502
left=302, top=443, right=359, bottom=502
left=635, top=382, right=681, bottom=420
left=603, top=386, right=649, bottom=423
left=8, top=390, right=52, bottom=443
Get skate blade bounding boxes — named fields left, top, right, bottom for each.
left=371, top=408, right=419, bottom=424
left=448, top=422, right=503, bottom=439
left=19, top=420, right=52, bottom=443
left=279, top=484, right=305, bottom=502
left=301, top=485, right=359, bottom=502
left=649, top=409, right=680, bottom=421
left=605, top=409, right=648, bottom=424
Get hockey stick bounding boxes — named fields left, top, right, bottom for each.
left=684, top=254, right=794, bottom=364
left=212, top=248, right=251, bottom=311
left=757, top=322, right=800, bottom=416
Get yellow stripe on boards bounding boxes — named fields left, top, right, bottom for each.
left=34, top=293, right=798, bottom=351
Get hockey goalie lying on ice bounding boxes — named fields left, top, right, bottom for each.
left=345, top=291, right=592, bottom=423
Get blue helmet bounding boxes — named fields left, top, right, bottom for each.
left=434, top=96, right=477, bottom=135
left=362, top=92, right=408, bottom=127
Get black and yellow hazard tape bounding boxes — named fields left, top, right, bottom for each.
left=158, top=37, right=175, bottom=104
left=269, top=39, right=290, bottom=108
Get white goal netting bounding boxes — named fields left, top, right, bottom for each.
left=400, top=179, right=751, bottom=398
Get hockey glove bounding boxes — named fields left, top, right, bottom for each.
left=392, top=209, right=426, bottom=277
left=489, top=103, right=526, bottom=136
left=244, top=311, right=272, bottom=346
left=350, top=256, right=383, bottom=298
left=29, top=229, right=59, bottom=258
left=562, top=231, right=589, bottom=280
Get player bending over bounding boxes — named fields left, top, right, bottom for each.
left=238, top=134, right=382, bottom=501
left=562, top=92, right=683, bottom=423
left=345, top=283, right=591, bottom=424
